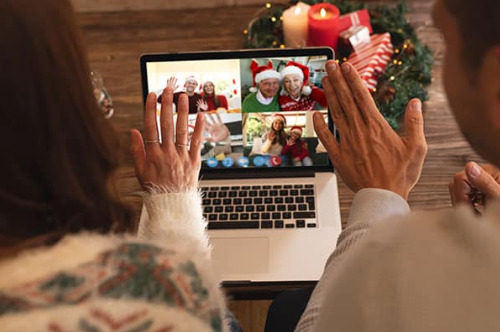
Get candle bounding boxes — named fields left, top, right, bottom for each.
left=282, top=2, right=310, bottom=48
left=307, top=3, right=340, bottom=50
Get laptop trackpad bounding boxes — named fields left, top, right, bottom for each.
left=211, top=237, right=269, bottom=275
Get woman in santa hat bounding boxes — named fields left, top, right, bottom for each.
left=281, top=126, right=313, bottom=166
left=278, top=61, right=327, bottom=112
left=197, top=80, right=229, bottom=112
left=262, top=113, right=288, bottom=157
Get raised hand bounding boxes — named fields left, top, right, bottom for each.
left=449, top=162, right=500, bottom=210
left=166, top=76, right=179, bottom=91
left=130, top=84, right=205, bottom=192
left=313, top=61, right=427, bottom=199
left=205, top=112, right=230, bottom=143
left=197, top=99, right=208, bottom=112
left=267, top=131, right=276, bottom=141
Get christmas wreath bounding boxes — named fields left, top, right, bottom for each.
left=244, top=0, right=433, bottom=130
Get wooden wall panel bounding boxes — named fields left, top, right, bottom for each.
left=71, top=0, right=267, bottom=12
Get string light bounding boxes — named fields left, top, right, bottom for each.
left=272, top=41, right=278, bottom=46
left=265, top=3, right=271, bottom=8
left=398, top=61, right=403, bottom=66
left=393, top=59, right=398, bottom=64
left=372, top=88, right=377, bottom=93
left=403, top=44, right=408, bottom=49
left=390, top=76, right=395, bottom=81
left=280, top=44, right=285, bottom=49
left=335, top=59, right=340, bottom=64
left=271, top=17, right=277, bottom=22
left=243, top=29, right=248, bottom=35
left=280, top=16, right=283, bottom=21
left=395, top=49, right=400, bottom=54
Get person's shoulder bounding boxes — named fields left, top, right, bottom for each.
left=242, top=92, right=256, bottom=106
left=359, top=205, right=500, bottom=256
left=243, top=92, right=256, bottom=100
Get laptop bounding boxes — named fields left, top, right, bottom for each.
left=140, top=48, right=342, bottom=283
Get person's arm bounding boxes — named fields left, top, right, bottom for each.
left=130, top=87, right=228, bottom=331
left=295, top=60, right=427, bottom=331
left=219, top=95, right=228, bottom=109
left=295, top=189, right=409, bottom=331
left=310, top=87, right=327, bottom=108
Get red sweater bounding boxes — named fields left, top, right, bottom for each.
left=281, top=140, right=309, bottom=160
left=278, top=87, right=327, bottom=112
left=201, top=94, right=228, bottom=111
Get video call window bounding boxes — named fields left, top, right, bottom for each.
left=145, top=56, right=329, bottom=169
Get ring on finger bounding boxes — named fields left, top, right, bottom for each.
left=144, top=139, right=160, bottom=144
left=176, top=143, right=188, bottom=148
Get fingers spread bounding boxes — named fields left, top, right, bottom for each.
left=175, top=94, right=189, bottom=149
left=404, top=99, right=427, bottom=155
left=160, top=87, right=175, bottom=147
left=313, top=112, right=340, bottom=162
left=341, top=62, right=382, bottom=125
left=326, top=61, right=363, bottom=127
left=130, top=129, right=146, bottom=184
left=190, top=112, right=205, bottom=160
left=144, top=92, right=159, bottom=140
left=466, top=162, right=500, bottom=197
left=322, top=73, right=347, bottom=132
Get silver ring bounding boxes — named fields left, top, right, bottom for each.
left=176, top=143, right=188, bottom=148
left=144, top=139, right=160, bottom=144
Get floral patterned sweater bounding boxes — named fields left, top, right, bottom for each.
left=0, top=190, right=228, bottom=332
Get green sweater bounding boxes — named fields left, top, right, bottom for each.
left=242, top=92, right=280, bottom=113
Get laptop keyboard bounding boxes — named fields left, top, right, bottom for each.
left=201, top=184, right=317, bottom=230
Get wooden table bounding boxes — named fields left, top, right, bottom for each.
left=79, top=1, right=482, bottom=330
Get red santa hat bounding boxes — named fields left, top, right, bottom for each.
left=249, top=59, right=281, bottom=93
left=280, top=61, right=312, bottom=96
left=271, top=113, right=286, bottom=125
left=290, top=126, right=303, bottom=135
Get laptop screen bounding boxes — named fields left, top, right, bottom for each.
left=141, top=49, right=333, bottom=172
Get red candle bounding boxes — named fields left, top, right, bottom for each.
left=307, top=3, right=340, bottom=50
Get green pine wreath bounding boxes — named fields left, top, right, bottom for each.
left=244, top=0, right=433, bottom=130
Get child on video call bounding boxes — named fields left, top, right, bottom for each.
left=281, top=126, right=313, bottom=166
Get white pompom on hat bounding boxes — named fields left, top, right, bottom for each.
left=280, top=61, right=312, bottom=96
left=249, top=59, right=281, bottom=93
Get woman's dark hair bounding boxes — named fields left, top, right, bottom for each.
left=270, top=126, right=287, bottom=147
left=444, top=0, right=499, bottom=69
left=202, top=82, right=220, bottom=109
left=0, top=0, right=133, bottom=251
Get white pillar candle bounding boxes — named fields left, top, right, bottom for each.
left=282, top=2, right=310, bottom=48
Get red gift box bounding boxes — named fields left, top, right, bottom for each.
left=338, top=9, right=373, bottom=35
left=347, top=33, right=393, bottom=90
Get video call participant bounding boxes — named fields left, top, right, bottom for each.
left=278, top=61, right=327, bottom=112
left=198, top=81, right=228, bottom=112
left=262, top=113, right=288, bottom=156
left=281, top=126, right=313, bottom=166
left=242, top=60, right=281, bottom=113
left=157, top=76, right=201, bottom=114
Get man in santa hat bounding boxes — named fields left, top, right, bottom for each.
left=157, top=75, right=202, bottom=114
left=278, top=61, right=327, bottom=112
left=242, top=60, right=281, bottom=113
left=281, top=126, right=313, bottom=166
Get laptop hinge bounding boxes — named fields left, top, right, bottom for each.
left=200, top=169, right=316, bottom=180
